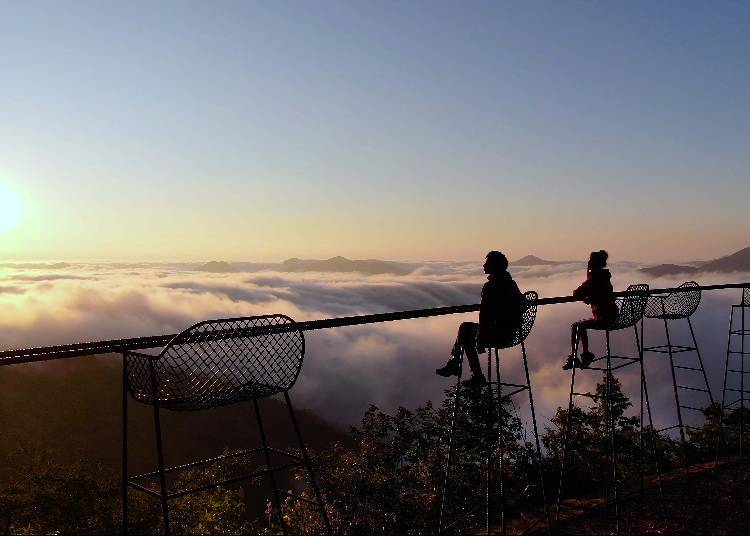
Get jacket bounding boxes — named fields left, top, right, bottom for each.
left=478, top=271, right=524, bottom=346
left=573, top=268, right=618, bottom=321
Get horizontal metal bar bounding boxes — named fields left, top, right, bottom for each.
left=656, top=424, right=680, bottom=433
left=1, top=282, right=748, bottom=366
left=730, top=330, right=750, bottom=335
left=678, top=405, right=706, bottom=412
left=643, top=346, right=695, bottom=354
left=725, top=388, right=750, bottom=394
left=573, top=391, right=600, bottom=399
left=728, top=351, right=750, bottom=355
left=131, top=447, right=264, bottom=480
left=167, top=461, right=302, bottom=500
left=727, top=369, right=750, bottom=373
left=496, top=381, right=527, bottom=389
left=677, top=385, right=709, bottom=393
left=127, top=480, right=161, bottom=498
left=502, top=387, right=528, bottom=399
left=674, top=365, right=703, bottom=371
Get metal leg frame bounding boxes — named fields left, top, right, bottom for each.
left=439, top=346, right=548, bottom=534
left=284, top=391, right=332, bottom=534
left=438, top=356, right=464, bottom=533
left=718, top=302, right=748, bottom=467
left=253, top=398, right=288, bottom=535
left=150, top=361, right=171, bottom=536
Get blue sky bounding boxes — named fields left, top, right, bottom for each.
left=1, top=1, right=748, bottom=261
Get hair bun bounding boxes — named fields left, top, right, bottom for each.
left=599, top=250, right=608, bottom=260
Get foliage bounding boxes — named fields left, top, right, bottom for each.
left=542, top=373, right=678, bottom=498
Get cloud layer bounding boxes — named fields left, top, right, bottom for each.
left=0, top=261, right=747, bottom=431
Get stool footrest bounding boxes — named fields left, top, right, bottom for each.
left=678, top=404, right=706, bottom=412
left=643, top=345, right=696, bottom=354
left=674, top=365, right=703, bottom=371
left=727, top=368, right=750, bottom=373
left=677, top=385, right=709, bottom=393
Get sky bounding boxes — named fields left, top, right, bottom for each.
left=1, top=1, right=749, bottom=262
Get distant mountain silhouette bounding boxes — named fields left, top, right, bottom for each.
left=699, top=246, right=750, bottom=273
left=640, top=247, right=750, bottom=276
left=510, top=255, right=561, bottom=266
left=0, top=262, right=70, bottom=269
left=197, top=261, right=238, bottom=273
left=281, top=256, right=413, bottom=275
left=640, top=263, right=699, bottom=277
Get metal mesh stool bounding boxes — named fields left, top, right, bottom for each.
left=122, top=314, right=330, bottom=535
left=556, top=284, right=665, bottom=534
left=642, top=281, right=714, bottom=474
left=438, top=291, right=549, bottom=534
left=717, top=285, right=750, bottom=466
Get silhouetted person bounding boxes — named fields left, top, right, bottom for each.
left=563, top=250, right=618, bottom=370
left=436, top=251, right=523, bottom=388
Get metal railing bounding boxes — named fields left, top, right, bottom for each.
left=0, top=282, right=747, bottom=367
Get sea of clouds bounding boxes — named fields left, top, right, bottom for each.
left=0, top=260, right=747, bottom=434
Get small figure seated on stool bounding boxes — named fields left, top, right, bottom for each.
left=436, top=250, right=524, bottom=388
left=563, top=250, right=619, bottom=370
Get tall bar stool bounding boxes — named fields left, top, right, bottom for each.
left=717, top=285, right=750, bottom=466
left=438, top=291, right=549, bottom=535
left=556, top=284, right=664, bottom=534
left=122, top=314, right=330, bottom=535
left=642, top=281, right=714, bottom=473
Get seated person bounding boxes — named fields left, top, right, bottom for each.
left=436, top=250, right=523, bottom=388
left=563, top=250, right=619, bottom=370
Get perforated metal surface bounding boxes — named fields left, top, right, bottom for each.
left=608, top=284, right=649, bottom=331
left=742, top=286, right=750, bottom=307
left=125, top=315, right=304, bottom=411
left=644, top=281, right=701, bottom=320
left=490, top=291, right=538, bottom=349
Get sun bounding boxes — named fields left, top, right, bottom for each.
left=0, top=185, right=22, bottom=233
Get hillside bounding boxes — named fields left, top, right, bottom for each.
left=510, top=255, right=562, bottom=266
left=281, top=256, right=413, bottom=275
left=641, top=246, right=750, bottom=277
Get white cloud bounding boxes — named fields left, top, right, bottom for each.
left=0, top=261, right=747, bottom=429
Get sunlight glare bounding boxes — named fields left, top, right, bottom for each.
left=0, top=184, right=22, bottom=233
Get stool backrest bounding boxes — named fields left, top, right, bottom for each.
left=662, top=281, right=701, bottom=318
left=611, top=284, right=649, bottom=330
left=743, top=286, right=750, bottom=307
left=157, top=314, right=305, bottom=404
left=519, top=290, right=539, bottom=344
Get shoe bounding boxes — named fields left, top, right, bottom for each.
left=562, top=355, right=582, bottom=370
left=463, top=373, right=487, bottom=389
left=579, top=351, right=596, bottom=369
left=436, top=359, right=461, bottom=377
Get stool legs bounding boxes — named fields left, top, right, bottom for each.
left=438, top=356, right=464, bottom=533
left=149, top=362, right=171, bottom=536
left=439, top=347, right=546, bottom=534
left=555, top=327, right=581, bottom=526
left=520, top=341, right=551, bottom=532
left=254, top=399, right=288, bottom=535
left=283, top=392, right=332, bottom=534
left=122, top=356, right=129, bottom=535
left=717, top=300, right=748, bottom=467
